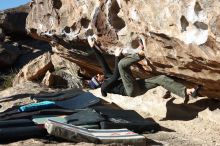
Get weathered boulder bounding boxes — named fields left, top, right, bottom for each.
left=26, top=0, right=220, bottom=99
left=42, top=71, right=55, bottom=87
left=51, top=54, right=83, bottom=88
left=42, top=70, right=68, bottom=88
left=52, top=70, right=80, bottom=88
left=13, top=52, right=53, bottom=86
left=0, top=4, right=30, bottom=36
left=12, top=39, right=52, bottom=70
left=0, top=42, right=21, bottom=68
left=0, top=4, right=53, bottom=72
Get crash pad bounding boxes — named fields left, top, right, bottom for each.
left=32, top=115, right=67, bottom=125
left=0, top=119, right=35, bottom=128
left=55, top=92, right=100, bottom=110
left=0, top=126, right=47, bottom=142
left=93, top=106, right=161, bottom=133
left=45, top=120, right=146, bottom=146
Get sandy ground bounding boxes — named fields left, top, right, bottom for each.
left=0, top=85, right=219, bottom=146
left=147, top=117, right=220, bottom=146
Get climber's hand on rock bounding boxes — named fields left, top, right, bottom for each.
left=115, top=48, right=123, bottom=57
left=138, top=37, right=144, bottom=49
left=138, top=49, right=145, bottom=56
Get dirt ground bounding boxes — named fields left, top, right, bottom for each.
left=0, top=86, right=219, bottom=146
left=147, top=117, right=220, bottom=146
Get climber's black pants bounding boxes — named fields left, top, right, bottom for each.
left=118, top=54, right=187, bottom=97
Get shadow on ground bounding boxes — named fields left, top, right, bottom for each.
left=162, top=97, right=220, bottom=121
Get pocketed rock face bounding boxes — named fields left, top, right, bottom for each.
left=26, top=0, right=220, bottom=99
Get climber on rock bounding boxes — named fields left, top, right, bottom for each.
left=86, top=36, right=200, bottom=103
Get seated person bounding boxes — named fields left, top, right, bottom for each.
left=87, top=36, right=199, bottom=102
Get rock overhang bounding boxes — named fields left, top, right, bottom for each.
left=26, top=0, right=220, bottom=99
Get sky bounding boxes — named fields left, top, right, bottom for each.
left=0, top=0, right=30, bottom=11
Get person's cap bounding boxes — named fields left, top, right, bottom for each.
left=88, top=76, right=101, bottom=89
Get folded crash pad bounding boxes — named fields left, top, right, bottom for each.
left=32, top=89, right=85, bottom=102
left=32, top=115, right=99, bottom=129
left=32, top=115, right=67, bottom=125
left=65, top=108, right=104, bottom=125
left=55, top=92, right=100, bottom=110
left=78, top=124, right=100, bottom=129
left=93, top=106, right=160, bottom=133
left=0, top=126, right=47, bottom=143
left=0, top=119, right=35, bottom=128
left=45, top=120, right=146, bottom=146
left=100, top=121, right=160, bottom=133
left=0, top=109, right=75, bottom=121
left=93, top=106, right=145, bottom=121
